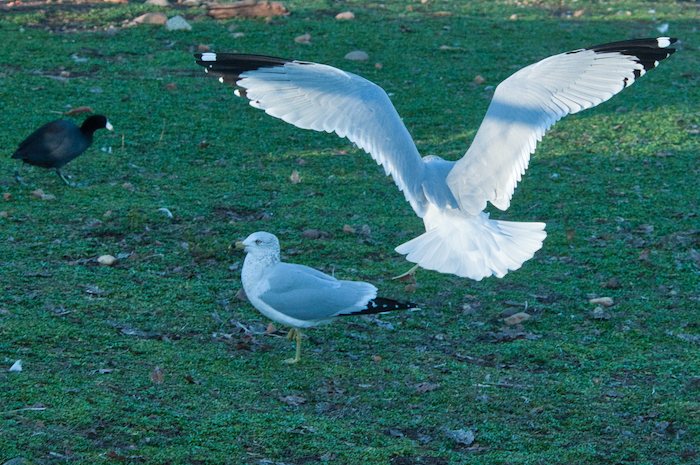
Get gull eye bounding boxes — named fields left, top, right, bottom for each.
left=255, top=239, right=262, bottom=245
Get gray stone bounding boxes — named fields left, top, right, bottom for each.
left=344, top=50, right=369, bottom=61
left=165, top=15, right=192, bottom=31
left=133, top=12, right=168, bottom=24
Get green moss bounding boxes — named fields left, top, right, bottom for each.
left=1, top=1, right=699, bottom=463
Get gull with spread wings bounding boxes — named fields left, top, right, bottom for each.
left=196, top=38, right=677, bottom=280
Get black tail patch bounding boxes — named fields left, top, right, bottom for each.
left=194, top=53, right=291, bottom=85
left=340, top=297, right=418, bottom=317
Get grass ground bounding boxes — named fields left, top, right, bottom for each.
left=1, top=0, right=699, bottom=463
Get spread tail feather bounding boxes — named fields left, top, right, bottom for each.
left=395, top=210, right=546, bottom=280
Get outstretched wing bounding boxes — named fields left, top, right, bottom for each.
left=195, top=53, right=430, bottom=216
left=447, top=37, right=677, bottom=215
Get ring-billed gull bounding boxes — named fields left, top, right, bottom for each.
left=235, top=231, right=416, bottom=364
left=198, top=38, right=677, bottom=280
left=12, top=115, right=113, bottom=186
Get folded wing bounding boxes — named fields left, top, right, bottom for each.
left=258, top=263, right=378, bottom=322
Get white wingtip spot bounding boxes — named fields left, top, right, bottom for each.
left=234, top=89, right=241, bottom=97
left=657, top=37, right=671, bottom=48
left=105, top=121, right=114, bottom=131
left=218, top=77, right=224, bottom=84
left=654, top=60, right=660, bottom=68
left=200, top=52, right=217, bottom=62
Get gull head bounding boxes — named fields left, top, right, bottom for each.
left=236, top=231, right=280, bottom=258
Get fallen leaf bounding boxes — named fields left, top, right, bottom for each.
left=472, top=75, right=485, bottom=84
left=303, top=229, right=326, bottom=239
left=689, top=249, right=700, bottom=265
left=444, top=428, right=475, bottom=446
left=405, top=284, right=419, bottom=293
left=294, top=33, right=311, bottom=44
left=415, top=382, right=440, bottom=393
left=64, top=106, right=93, bottom=116
left=503, top=312, right=531, bottom=325
left=342, top=224, right=355, bottom=234
left=356, top=224, right=371, bottom=237
left=235, top=288, right=248, bottom=301
left=589, top=297, right=614, bottom=307
left=150, top=366, right=164, bottom=384
left=279, top=394, right=306, bottom=406
left=3, top=193, right=11, bottom=200
left=266, top=322, right=276, bottom=333
left=287, top=425, right=316, bottom=434
left=685, top=377, right=700, bottom=391
left=290, top=170, right=301, bottom=184
left=601, top=277, right=621, bottom=289
left=591, top=306, right=610, bottom=320
left=165, top=82, right=177, bottom=89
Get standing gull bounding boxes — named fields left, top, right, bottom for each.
left=198, top=38, right=677, bottom=280
left=235, top=231, right=416, bottom=364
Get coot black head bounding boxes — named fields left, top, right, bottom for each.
left=12, top=114, right=113, bottom=186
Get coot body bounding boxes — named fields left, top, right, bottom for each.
left=12, top=115, right=113, bottom=185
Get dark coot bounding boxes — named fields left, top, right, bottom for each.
left=12, top=115, right=113, bottom=185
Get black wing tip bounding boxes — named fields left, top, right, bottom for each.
left=581, top=37, right=678, bottom=78
left=349, top=297, right=418, bottom=316
left=586, top=37, right=678, bottom=52
left=194, top=52, right=292, bottom=72
left=194, top=52, right=293, bottom=89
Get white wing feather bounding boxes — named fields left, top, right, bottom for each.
left=447, top=48, right=649, bottom=215
left=238, top=62, right=430, bottom=216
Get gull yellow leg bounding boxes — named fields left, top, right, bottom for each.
left=283, top=328, right=302, bottom=364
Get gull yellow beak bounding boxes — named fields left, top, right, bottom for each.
left=233, top=241, right=246, bottom=250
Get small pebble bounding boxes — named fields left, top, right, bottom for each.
left=345, top=50, right=369, bottom=61
left=504, top=312, right=531, bottom=325
left=98, top=255, right=117, bottom=266
left=589, top=297, right=614, bottom=307
left=165, top=15, right=192, bottom=31
left=335, top=11, right=355, bottom=20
